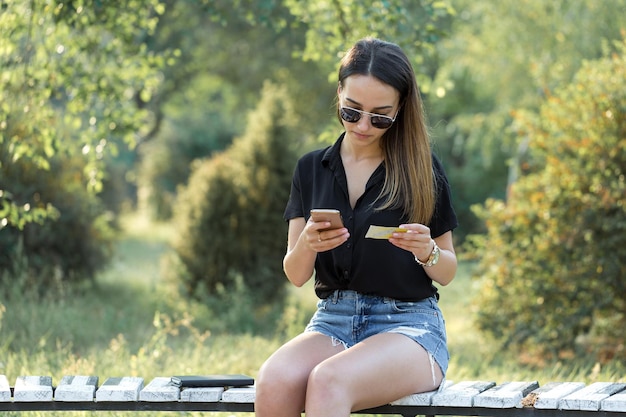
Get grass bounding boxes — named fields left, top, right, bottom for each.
left=0, top=212, right=623, bottom=417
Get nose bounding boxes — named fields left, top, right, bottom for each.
left=356, top=114, right=372, bottom=130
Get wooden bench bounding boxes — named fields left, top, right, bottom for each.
left=2, top=375, right=626, bottom=416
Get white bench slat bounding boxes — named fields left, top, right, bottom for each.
left=560, top=382, right=626, bottom=411
left=180, top=386, right=224, bottom=402
left=601, top=388, right=626, bottom=412
left=431, top=380, right=496, bottom=407
left=474, top=381, right=539, bottom=408
left=0, top=375, right=10, bottom=402
left=55, top=375, right=99, bottom=402
left=0, top=375, right=11, bottom=402
left=139, top=377, right=180, bottom=402
left=14, top=376, right=53, bottom=402
left=5, top=373, right=626, bottom=415
left=392, top=380, right=454, bottom=406
left=529, top=381, right=586, bottom=409
left=95, top=377, right=144, bottom=402
left=221, top=386, right=256, bottom=403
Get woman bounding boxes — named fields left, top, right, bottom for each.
left=255, top=37, right=458, bottom=417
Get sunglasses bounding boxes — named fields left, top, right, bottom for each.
left=339, top=106, right=397, bottom=129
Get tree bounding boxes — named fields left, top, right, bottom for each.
left=170, top=83, right=302, bottom=306
left=284, top=0, right=454, bottom=88
left=134, top=0, right=456, bottom=221
left=466, top=38, right=626, bottom=362
left=428, top=0, right=626, bottom=240
left=133, top=0, right=325, bottom=220
left=0, top=0, right=166, bottom=286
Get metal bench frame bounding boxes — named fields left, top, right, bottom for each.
left=0, top=400, right=625, bottom=417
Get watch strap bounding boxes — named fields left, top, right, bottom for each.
left=415, top=240, right=440, bottom=267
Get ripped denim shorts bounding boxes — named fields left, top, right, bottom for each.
left=304, top=290, right=449, bottom=377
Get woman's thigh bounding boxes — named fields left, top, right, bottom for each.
left=306, top=332, right=443, bottom=413
left=259, top=331, right=345, bottom=380
left=255, top=332, right=344, bottom=413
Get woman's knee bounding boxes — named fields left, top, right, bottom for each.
left=257, top=354, right=304, bottom=389
left=255, top=357, right=307, bottom=412
left=307, top=361, right=348, bottom=401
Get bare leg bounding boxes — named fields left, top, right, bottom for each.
left=304, top=333, right=442, bottom=417
left=255, top=332, right=345, bottom=417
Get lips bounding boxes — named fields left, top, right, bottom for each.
left=350, top=130, right=371, bottom=140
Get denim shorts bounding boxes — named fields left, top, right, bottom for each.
left=305, top=290, right=449, bottom=377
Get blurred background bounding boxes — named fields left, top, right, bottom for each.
left=1, top=0, right=625, bottom=392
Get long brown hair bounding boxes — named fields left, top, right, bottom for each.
left=337, top=37, right=435, bottom=224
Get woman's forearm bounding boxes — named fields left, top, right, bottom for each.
left=422, top=246, right=457, bottom=286
left=283, top=237, right=317, bottom=287
left=283, top=217, right=316, bottom=287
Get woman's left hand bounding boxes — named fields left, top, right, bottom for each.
left=388, top=223, right=434, bottom=262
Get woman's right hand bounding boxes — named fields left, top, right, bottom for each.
left=283, top=217, right=350, bottom=287
left=305, top=218, right=350, bottom=252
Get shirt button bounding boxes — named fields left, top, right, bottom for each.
left=346, top=243, right=352, bottom=249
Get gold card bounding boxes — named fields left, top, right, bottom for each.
left=365, top=225, right=407, bottom=239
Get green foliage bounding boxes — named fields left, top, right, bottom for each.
left=136, top=76, right=242, bottom=220
left=133, top=1, right=333, bottom=221
left=466, top=40, right=626, bottom=362
left=428, top=0, right=626, bottom=239
left=0, top=0, right=164, bottom=228
left=170, top=82, right=302, bottom=307
left=0, top=152, right=115, bottom=295
left=0, top=0, right=167, bottom=289
left=430, top=108, right=513, bottom=241
left=442, top=0, right=626, bottom=110
left=284, top=0, right=455, bottom=90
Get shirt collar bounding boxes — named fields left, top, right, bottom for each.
left=321, top=132, right=345, bottom=171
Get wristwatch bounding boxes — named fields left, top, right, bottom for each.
left=415, top=240, right=440, bottom=267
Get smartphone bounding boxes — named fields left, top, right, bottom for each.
left=310, top=209, right=344, bottom=231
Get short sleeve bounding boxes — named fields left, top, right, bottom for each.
left=430, top=154, right=459, bottom=238
left=283, top=161, right=304, bottom=222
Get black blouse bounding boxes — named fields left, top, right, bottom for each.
left=284, top=134, right=458, bottom=301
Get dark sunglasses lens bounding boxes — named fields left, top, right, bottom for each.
left=370, top=116, right=393, bottom=129
left=340, top=107, right=361, bottom=123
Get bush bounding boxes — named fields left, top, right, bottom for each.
left=465, top=39, right=626, bottom=362
left=169, top=82, right=303, bottom=307
left=136, top=109, right=237, bottom=221
left=1, top=1, right=163, bottom=294
left=0, top=153, right=115, bottom=296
